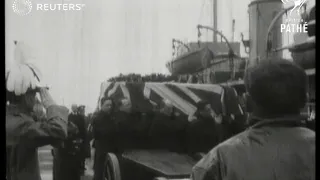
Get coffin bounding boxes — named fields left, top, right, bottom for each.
left=97, top=82, right=235, bottom=115
left=95, top=82, right=244, bottom=152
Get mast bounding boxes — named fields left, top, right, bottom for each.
left=230, top=0, right=234, bottom=42
left=213, top=0, right=217, bottom=42
left=232, top=19, right=235, bottom=42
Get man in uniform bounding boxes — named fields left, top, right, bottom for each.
left=6, top=87, right=69, bottom=180
left=6, top=43, right=69, bottom=180
left=92, top=98, right=116, bottom=180
left=186, top=101, right=223, bottom=154
left=78, top=105, right=91, bottom=174
left=53, top=104, right=87, bottom=180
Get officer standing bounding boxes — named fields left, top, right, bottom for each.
left=92, top=98, right=116, bottom=180
left=53, top=104, right=83, bottom=180
left=78, top=105, right=91, bottom=175
left=69, top=105, right=88, bottom=177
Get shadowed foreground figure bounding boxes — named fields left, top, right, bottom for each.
left=149, top=99, right=188, bottom=152
left=77, top=105, right=92, bottom=174
left=92, top=98, right=116, bottom=180
left=53, top=104, right=85, bottom=180
left=191, top=58, right=315, bottom=180
left=186, top=101, right=223, bottom=154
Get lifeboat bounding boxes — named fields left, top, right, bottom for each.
left=166, top=47, right=214, bottom=75
left=166, top=47, right=241, bottom=75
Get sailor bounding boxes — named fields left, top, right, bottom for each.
left=186, top=101, right=223, bottom=154
left=149, top=99, right=188, bottom=152
left=53, top=104, right=87, bottom=180
left=77, top=105, right=91, bottom=175
left=91, top=98, right=116, bottom=180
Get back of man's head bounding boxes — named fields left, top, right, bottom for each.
left=79, top=105, right=85, bottom=113
left=71, top=104, right=78, bottom=113
left=244, top=58, right=307, bottom=115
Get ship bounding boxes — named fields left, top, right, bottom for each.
left=166, top=6, right=245, bottom=84
left=166, top=0, right=315, bottom=114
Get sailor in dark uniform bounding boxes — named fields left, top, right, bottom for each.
left=92, top=98, right=116, bottom=180
left=53, top=104, right=84, bottom=180
left=77, top=105, right=91, bottom=175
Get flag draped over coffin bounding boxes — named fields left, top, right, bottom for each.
left=95, top=81, right=244, bottom=152
left=96, top=81, right=241, bottom=117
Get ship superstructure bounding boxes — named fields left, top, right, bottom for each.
left=166, top=0, right=315, bottom=116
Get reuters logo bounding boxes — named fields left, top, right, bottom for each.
left=12, top=0, right=33, bottom=16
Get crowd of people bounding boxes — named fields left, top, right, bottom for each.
left=6, top=58, right=315, bottom=180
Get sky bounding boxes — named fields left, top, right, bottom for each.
left=5, top=0, right=312, bottom=113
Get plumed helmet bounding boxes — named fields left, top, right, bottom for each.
left=6, top=41, right=44, bottom=96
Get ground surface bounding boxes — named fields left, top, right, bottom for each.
left=38, top=145, right=94, bottom=180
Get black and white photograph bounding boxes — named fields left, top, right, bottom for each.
left=5, top=0, right=315, bottom=180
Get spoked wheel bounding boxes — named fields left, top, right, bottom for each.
left=153, top=177, right=168, bottom=180
left=104, top=153, right=121, bottom=180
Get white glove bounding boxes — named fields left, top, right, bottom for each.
left=39, top=88, right=56, bottom=109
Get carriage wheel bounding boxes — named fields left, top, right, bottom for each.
left=105, top=153, right=121, bottom=180
left=153, top=177, right=168, bottom=180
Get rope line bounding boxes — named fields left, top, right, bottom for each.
left=193, top=0, right=207, bottom=41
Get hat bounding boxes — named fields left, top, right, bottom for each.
left=6, top=41, right=45, bottom=96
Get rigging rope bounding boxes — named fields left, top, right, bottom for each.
left=193, top=0, right=207, bottom=42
